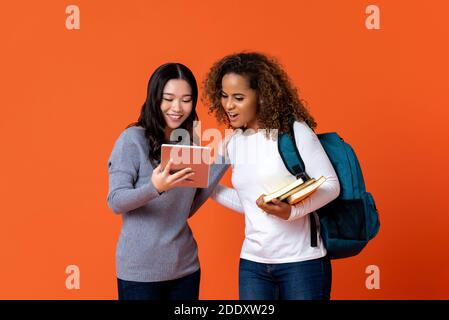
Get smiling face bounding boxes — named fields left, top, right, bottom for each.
left=161, top=79, right=193, bottom=134
left=220, top=73, right=259, bottom=130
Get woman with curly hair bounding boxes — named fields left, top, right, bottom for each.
left=203, top=52, right=340, bottom=300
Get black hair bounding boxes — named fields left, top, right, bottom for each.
left=128, top=63, right=199, bottom=166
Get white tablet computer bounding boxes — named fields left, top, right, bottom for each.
left=160, top=144, right=212, bottom=188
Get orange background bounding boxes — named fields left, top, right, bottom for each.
left=1, top=0, right=448, bottom=299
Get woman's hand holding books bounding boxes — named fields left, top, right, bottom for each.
left=256, top=195, right=292, bottom=220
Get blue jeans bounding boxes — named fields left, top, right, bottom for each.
left=117, top=269, right=201, bottom=300
left=239, top=257, right=332, bottom=300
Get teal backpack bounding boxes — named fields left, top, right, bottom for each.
left=278, top=117, right=380, bottom=259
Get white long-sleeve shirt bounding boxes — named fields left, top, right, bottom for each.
left=212, top=121, right=340, bottom=264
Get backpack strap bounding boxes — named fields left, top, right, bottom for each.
left=278, top=116, right=318, bottom=247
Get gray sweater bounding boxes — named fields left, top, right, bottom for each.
left=107, top=126, right=229, bottom=282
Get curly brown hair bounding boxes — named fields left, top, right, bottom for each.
left=201, top=52, right=317, bottom=137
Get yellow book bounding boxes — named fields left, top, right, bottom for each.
left=286, top=176, right=327, bottom=205
left=262, top=176, right=306, bottom=203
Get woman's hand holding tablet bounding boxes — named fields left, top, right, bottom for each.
left=151, top=159, right=195, bottom=193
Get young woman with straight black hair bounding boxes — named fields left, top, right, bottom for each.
left=107, top=63, right=228, bottom=300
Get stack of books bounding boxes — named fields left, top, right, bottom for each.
left=263, top=175, right=327, bottom=205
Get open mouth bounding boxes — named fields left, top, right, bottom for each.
left=227, top=112, right=239, bottom=121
